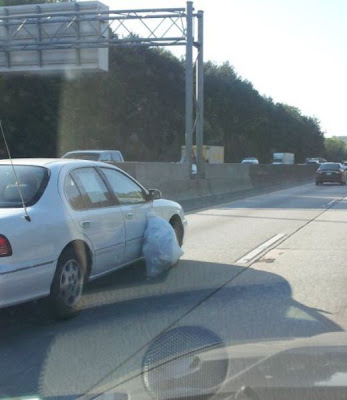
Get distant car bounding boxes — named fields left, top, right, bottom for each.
left=342, top=161, right=347, bottom=170
left=0, top=159, right=186, bottom=318
left=315, top=162, right=347, bottom=185
left=62, top=150, right=124, bottom=163
left=306, top=157, right=326, bottom=165
left=241, top=158, right=259, bottom=165
left=306, top=159, right=320, bottom=166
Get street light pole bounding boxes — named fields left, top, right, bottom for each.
left=196, top=10, right=204, bottom=178
left=185, top=1, right=194, bottom=176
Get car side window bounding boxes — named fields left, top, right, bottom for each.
left=101, top=168, right=146, bottom=205
left=64, top=174, right=86, bottom=210
left=99, top=153, right=112, bottom=162
left=70, top=167, right=112, bottom=209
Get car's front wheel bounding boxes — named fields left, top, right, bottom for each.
left=170, top=217, right=184, bottom=247
left=50, top=248, right=85, bottom=319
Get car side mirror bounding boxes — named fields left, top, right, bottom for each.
left=148, top=189, right=162, bottom=200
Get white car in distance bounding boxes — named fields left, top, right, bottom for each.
left=241, top=157, right=259, bottom=165
left=0, top=159, right=186, bottom=318
left=62, top=150, right=124, bottom=163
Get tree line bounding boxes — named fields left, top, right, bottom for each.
left=0, top=0, right=330, bottom=163
left=324, top=137, right=347, bottom=162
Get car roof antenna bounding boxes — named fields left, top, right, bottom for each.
left=0, top=120, right=31, bottom=222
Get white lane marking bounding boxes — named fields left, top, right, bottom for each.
left=327, top=199, right=337, bottom=207
left=236, top=233, right=286, bottom=265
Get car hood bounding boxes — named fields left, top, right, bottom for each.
left=10, top=340, right=347, bottom=400
left=86, top=331, right=347, bottom=400
left=205, top=331, right=347, bottom=392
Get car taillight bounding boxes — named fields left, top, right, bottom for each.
left=0, top=235, right=12, bottom=257
left=317, top=171, right=323, bottom=174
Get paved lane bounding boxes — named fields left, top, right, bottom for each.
left=185, top=183, right=346, bottom=264
left=1, top=182, right=347, bottom=398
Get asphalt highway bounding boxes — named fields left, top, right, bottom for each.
left=1, top=182, right=347, bottom=398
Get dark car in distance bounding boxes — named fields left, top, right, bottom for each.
left=315, top=162, right=347, bottom=185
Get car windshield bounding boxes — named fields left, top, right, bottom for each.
left=63, top=152, right=100, bottom=161
left=0, top=165, right=48, bottom=207
left=2, top=1, right=347, bottom=399
left=319, top=163, right=341, bottom=170
left=112, top=153, right=122, bottom=161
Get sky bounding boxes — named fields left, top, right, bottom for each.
left=90, top=0, right=347, bottom=138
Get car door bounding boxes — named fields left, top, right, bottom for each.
left=64, top=167, right=126, bottom=276
left=100, top=167, right=151, bottom=262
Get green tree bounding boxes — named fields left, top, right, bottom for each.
left=0, top=23, right=326, bottom=162
left=324, top=137, right=347, bottom=162
left=203, top=61, right=324, bottom=163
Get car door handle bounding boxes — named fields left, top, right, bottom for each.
left=80, top=221, right=91, bottom=229
left=125, top=213, right=134, bottom=220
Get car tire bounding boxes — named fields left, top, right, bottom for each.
left=168, top=217, right=184, bottom=270
left=315, top=181, right=320, bottom=186
left=171, top=218, right=184, bottom=247
left=50, top=248, right=86, bottom=319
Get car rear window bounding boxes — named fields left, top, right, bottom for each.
left=319, top=163, right=341, bottom=170
left=64, top=152, right=100, bottom=161
left=0, top=165, right=49, bottom=208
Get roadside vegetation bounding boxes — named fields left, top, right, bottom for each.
left=0, top=0, right=329, bottom=163
left=324, top=137, right=347, bottom=162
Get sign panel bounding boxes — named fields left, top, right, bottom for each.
left=0, top=1, right=109, bottom=73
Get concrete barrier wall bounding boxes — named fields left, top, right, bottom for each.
left=249, top=164, right=316, bottom=188
left=112, top=162, right=316, bottom=203
left=205, top=164, right=253, bottom=196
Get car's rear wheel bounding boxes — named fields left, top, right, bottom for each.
left=50, top=248, right=85, bottom=319
left=315, top=181, right=320, bottom=186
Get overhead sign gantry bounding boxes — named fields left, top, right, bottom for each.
left=0, top=1, right=204, bottom=177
